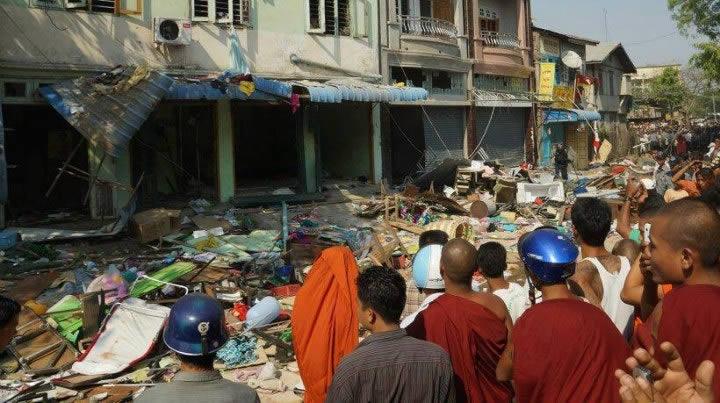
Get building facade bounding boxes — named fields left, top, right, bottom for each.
left=0, top=0, right=394, bottom=219
left=532, top=26, right=599, bottom=169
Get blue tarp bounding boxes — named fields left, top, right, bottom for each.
left=254, top=77, right=428, bottom=103
left=544, top=108, right=601, bottom=123
left=165, top=81, right=279, bottom=101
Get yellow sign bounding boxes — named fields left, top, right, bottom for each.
left=538, top=63, right=556, bottom=102
left=552, top=85, right=574, bottom=109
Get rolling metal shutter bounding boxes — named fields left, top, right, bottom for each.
left=423, top=107, right=464, bottom=171
left=475, top=107, right=527, bottom=165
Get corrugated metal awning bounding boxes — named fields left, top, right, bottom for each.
left=40, top=67, right=174, bottom=157
left=254, top=77, right=428, bottom=103
left=544, top=108, right=601, bottom=123
left=473, top=89, right=532, bottom=108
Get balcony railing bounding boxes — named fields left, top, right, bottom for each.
left=399, top=15, right=458, bottom=42
left=479, top=31, right=520, bottom=49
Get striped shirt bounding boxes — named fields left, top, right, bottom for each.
left=325, top=329, right=456, bottom=403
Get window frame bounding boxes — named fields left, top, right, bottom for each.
left=306, top=0, right=326, bottom=33
left=306, top=0, right=351, bottom=36
left=191, top=0, right=251, bottom=25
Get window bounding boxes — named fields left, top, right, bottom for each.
left=609, top=71, right=615, bottom=96
left=191, top=0, right=251, bottom=25
left=432, top=71, right=451, bottom=90
left=232, top=0, right=251, bottom=26
left=391, top=66, right=424, bottom=88
left=3, top=82, right=27, bottom=98
left=30, top=0, right=141, bottom=15
left=479, top=8, right=498, bottom=32
left=90, top=0, right=115, bottom=13
left=306, top=0, right=351, bottom=35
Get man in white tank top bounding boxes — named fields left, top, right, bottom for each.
left=569, top=198, right=635, bottom=338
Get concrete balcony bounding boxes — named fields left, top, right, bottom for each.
left=399, top=15, right=458, bottom=42
left=473, top=31, right=531, bottom=78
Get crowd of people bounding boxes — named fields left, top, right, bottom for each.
left=2, top=194, right=720, bottom=402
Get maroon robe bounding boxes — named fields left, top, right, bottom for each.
left=513, top=299, right=629, bottom=403
left=657, top=284, right=720, bottom=398
left=406, top=293, right=513, bottom=403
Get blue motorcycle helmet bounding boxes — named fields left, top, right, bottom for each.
left=163, top=293, right=229, bottom=356
left=518, top=227, right=578, bottom=285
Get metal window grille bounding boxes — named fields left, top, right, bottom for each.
left=90, top=0, right=115, bottom=13
left=232, top=0, right=251, bottom=25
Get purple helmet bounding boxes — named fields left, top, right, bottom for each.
left=163, top=293, right=228, bottom=356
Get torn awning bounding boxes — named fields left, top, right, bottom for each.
left=166, top=80, right=280, bottom=101
left=254, top=77, right=428, bottom=103
left=40, top=67, right=174, bottom=157
left=544, top=108, right=601, bottom=123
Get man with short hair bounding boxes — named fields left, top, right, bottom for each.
left=135, top=294, right=259, bottom=403
left=498, top=228, right=629, bottom=403
left=641, top=199, right=720, bottom=398
left=406, top=239, right=514, bottom=402
left=477, top=242, right=528, bottom=323
left=570, top=197, right=635, bottom=338
left=0, top=295, right=20, bottom=351
left=326, top=267, right=455, bottom=403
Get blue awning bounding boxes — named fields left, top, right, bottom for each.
left=166, top=81, right=280, bottom=101
left=544, top=108, right=601, bottom=123
left=254, top=77, right=428, bottom=103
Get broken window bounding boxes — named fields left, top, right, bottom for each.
left=432, top=71, right=451, bottom=90
left=391, top=66, right=424, bottom=88
left=90, top=0, right=115, bottom=13
left=3, top=81, right=27, bottom=98
left=306, top=0, right=351, bottom=35
left=215, top=0, right=230, bottom=22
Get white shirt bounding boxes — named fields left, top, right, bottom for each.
left=400, top=292, right=443, bottom=329
left=492, top=282, right=531, bottom=323
left=583, top=256, right=635, bottom=338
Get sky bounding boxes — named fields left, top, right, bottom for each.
left=531, top=0, right=697, bottom=67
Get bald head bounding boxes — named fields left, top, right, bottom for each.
left=441, top=238, right=478, bottom=284
left=656, top=198, right=720, bottom=267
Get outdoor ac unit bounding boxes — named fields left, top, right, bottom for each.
left=153, top=18, right=192, bottom=46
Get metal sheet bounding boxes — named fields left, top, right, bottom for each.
left=40, top=68, right=174, bottom=157
left=254, top=77, right=429, bottom=103
left=424, top=107, right=464, bottom=171
left=476, top=107, right=527, bottom=165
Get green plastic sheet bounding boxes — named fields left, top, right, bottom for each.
left=130, top=261, right=197, bottom=297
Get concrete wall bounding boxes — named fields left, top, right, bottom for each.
left=313, top=103, right=372, bottom=180
left=0, top=1, right=378, bottom=78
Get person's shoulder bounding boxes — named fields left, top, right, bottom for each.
left=468, top=292, right=509, bottom=322
left=218, top=378, right=260, bottom=401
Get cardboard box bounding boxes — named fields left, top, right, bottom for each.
left=130, top=209, right=182, bottom=243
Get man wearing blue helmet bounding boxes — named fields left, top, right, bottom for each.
left=496, top=228, right=630, bottom=403
left=135, top=293, right=259, bottom=403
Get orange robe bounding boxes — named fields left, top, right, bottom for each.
left=290, top=246, right=359, bottom=403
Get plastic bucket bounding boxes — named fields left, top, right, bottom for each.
left=246, top=296, right=281, bottom=329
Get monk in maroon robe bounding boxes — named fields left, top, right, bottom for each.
left=512, top=299, right=629, bottom=402
left=640, top=199, right=720, bottom=398
left=406, top=239, right=513, bottom=403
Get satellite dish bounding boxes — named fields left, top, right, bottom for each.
left=561, top=50, right=583, bottom=69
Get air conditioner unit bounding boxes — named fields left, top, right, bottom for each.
left=153, top=18, right=192, bottom=46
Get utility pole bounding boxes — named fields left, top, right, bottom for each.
left=603, top=9, right=608, bottom=41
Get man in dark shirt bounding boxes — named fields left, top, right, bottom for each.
left=325, top=266, right=455, bottom=403
left=554, top=144, right=570, bottom=180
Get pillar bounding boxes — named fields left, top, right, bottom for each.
left=298, top=105, right=318, bottom=193
left=216, top=99, right=236, bottom=202
left=371, top=103, right=383, bottom=184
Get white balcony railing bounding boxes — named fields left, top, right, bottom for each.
left=479, top=31, right=520, bottom=49
left=399, top=15, right=458, bottom=42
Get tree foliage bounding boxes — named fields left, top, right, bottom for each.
left=668, top=0, right=720, bottom=40
left=647, top=67, right=689, bottom=113
left=690, top=42, right=720, bottom=83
